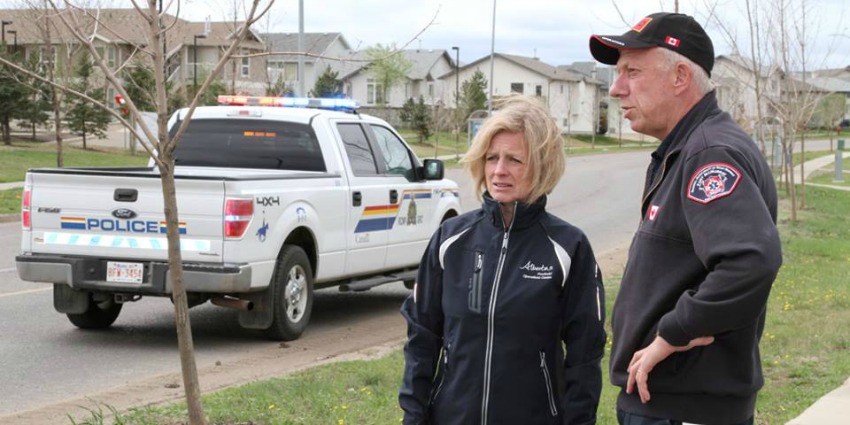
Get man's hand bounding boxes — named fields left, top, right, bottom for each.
left=626, top=335, right=715, bottom=403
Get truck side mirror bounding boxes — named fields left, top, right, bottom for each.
left=422, top=159, right=444, bottom=180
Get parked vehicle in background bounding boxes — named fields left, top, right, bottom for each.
left=16, top=96, right=461, bottom=340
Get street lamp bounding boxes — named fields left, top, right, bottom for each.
left=193, top=34, right=206, bottom=95
left=1, top=20, right=12, bottom=51
left=451, top=46, right=460, bottom=159
left=7, top=30, right=16, bottom=53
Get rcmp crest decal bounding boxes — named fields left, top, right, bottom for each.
left=687, top=162, right=741, bottom=204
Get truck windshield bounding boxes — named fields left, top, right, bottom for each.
left=172, top=119, right=326, bottom=172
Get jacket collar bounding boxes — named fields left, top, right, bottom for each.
left=655, top=90, right=720, bottom=159
left=482, top=192, right=547, bottom=231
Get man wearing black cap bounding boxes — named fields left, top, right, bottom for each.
left=589, top=12, right=782, bottom=425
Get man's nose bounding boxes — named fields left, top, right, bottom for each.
left=609, top=74, right=626, bottom=98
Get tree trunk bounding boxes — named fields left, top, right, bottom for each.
left=31, top=123, right=36, bottom=140
left=53, top=88, right=64, bottom=168
left=82, top=129, right=87, bottom=150
left=2, top=118, right=10, bottom=145
left=158, top=159, right=207, bottom=425
left=799, top=133, right=806, bottom=209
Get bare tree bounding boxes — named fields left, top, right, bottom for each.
left=0, top=2, right=273, bottom=423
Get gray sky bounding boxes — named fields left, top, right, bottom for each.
left=6, top=0, right=848, bottom=69
left=188, top=0, right=849, bottom=70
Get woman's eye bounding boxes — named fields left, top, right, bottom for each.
left=485, top=155, right=498, bottom=162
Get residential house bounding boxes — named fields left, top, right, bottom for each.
left=330, top=49, right=455, bottom=108
left=0, top=8, right=267, bottom=105
left=560, top=61, right=646, bottom=140
left=807, top=66, right=850, bottom=125
left=712, top=54, right=784, bottom=132
left=262, top=32, right=351, bottom=96
left=443, top=53, right=603, bottom=135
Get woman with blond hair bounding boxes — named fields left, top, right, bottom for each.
left=399, top=95, right=606, bottom=424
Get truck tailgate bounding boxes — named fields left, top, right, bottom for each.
left=24, top=169, right=224, bottom=263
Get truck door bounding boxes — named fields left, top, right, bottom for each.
left=336, top=123, right=389, bottom=275
left=367, top=124, right=436, bottom=270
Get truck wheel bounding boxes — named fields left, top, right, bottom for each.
left=67, top=295, right=122, bottom=329
left=264, top=246, right=314, bottom=341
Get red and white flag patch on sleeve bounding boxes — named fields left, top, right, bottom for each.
left=687, top=162, right=741, bottom=204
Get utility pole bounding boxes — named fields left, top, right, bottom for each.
left=452, top=46, right=460, bottom=159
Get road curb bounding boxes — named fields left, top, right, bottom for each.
left=0, top=214, right=19, bottom=224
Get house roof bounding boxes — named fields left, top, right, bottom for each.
left=0, top=8, right=262, bottom=50
left=807, top=76, right=850, bottom=93
left=403, top=49, right=452, bottom=80
left=326, top=49, right=453, bottom=82
left=262, top=32, right=350, bottom=62
left=716, top=54, right=781, bottom=78
left=447, top=53, right=599, bottom=84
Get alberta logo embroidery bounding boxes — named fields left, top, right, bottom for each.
left=520, top=261, right=554, bottom=280
left=687, top=163, right=742, bottom=204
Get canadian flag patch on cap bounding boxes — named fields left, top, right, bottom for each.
left=665, top=36, right=680, bottom=47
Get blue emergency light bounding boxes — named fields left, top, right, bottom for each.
left=217, top=95, right=359, bottom=112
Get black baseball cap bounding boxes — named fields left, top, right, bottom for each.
left=589, top=12, right=714, bottom=76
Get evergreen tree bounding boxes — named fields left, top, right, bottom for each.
left=65, top=52, right=111, bottom=149
left=14, top=52, right=50, bottom=140
left=310, top=66, right=343, bottom=98
left=461, top=70, right=488, bottom=121
left=0, top=53, right=31, bottom=145
left=400, top=96, right=432, bottom=143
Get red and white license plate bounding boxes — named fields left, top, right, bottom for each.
left=106, top=261, right=144, bottom=284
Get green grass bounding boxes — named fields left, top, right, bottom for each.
left=0, top=142, right=149, bottom=183
left=88, top=187, right=850, bottom=425
left=0, top=188, right=21, bottom=214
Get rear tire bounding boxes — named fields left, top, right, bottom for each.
left=264, top=246, right=314, bottom=341
left=67, top=294, right=122, bottom=329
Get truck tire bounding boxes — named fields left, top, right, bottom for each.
left=67, top=294, right=122, bottom=329
left=264, top=245, right=314, bottom=341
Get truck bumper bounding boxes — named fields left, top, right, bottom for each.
left=15, top=254, right=253, bottom=294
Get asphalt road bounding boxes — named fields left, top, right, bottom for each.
left=0, top=150, right=649, bottom=420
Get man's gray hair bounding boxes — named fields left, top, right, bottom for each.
left=660, top=48, right=714, bottom=95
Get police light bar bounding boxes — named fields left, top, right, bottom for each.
left=217, top=95, right=359, bottom=112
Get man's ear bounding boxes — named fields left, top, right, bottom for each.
left=672, top=62, right=692, bottom=94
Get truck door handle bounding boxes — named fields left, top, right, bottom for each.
left=352, top=191, right=362, bottom=207
left=390, top=189, right=398, bottom=204
left=114, top=188, right=138, bottom=202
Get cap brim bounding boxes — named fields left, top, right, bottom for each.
left=589, top=34, right=656, bottom=65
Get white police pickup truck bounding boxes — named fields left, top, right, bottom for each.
left=16, top=96, right=461, bottom=340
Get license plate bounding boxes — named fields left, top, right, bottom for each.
left=106, top=261, right=144, bottom=284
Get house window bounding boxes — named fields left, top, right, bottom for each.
left=535, top=85, right=543, bottom=96
left=241, top=57, right=250, bottom=77
left=107, top=46, right=117, bottom=68
left=428, top=82, right=434, bottom=98
left=510, top=83, right=523, bottom=94
left=560, top=84, right=564, bottom=94
left=367, top=78, right=384, bottom=105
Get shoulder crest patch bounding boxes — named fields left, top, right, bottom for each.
left=687, top=162, right=741, bottom=204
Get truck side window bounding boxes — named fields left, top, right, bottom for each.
left=371, top=125, right=415, bottom=181
left=337, top=123, right=379, bottom=176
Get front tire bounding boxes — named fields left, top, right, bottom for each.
left=264, top=246, right=314, bottom=341
left=67, top=294, right=122, bottom=329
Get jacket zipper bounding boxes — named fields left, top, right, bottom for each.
left=430, top=343, right=449, bottom=405
left=481, top=203, right=515, bottom=425
left=469, top=251, right=484, bottom=313
left=641, top=152, right=674, bottom=216
left=539, top=350, right=559, bottom=417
